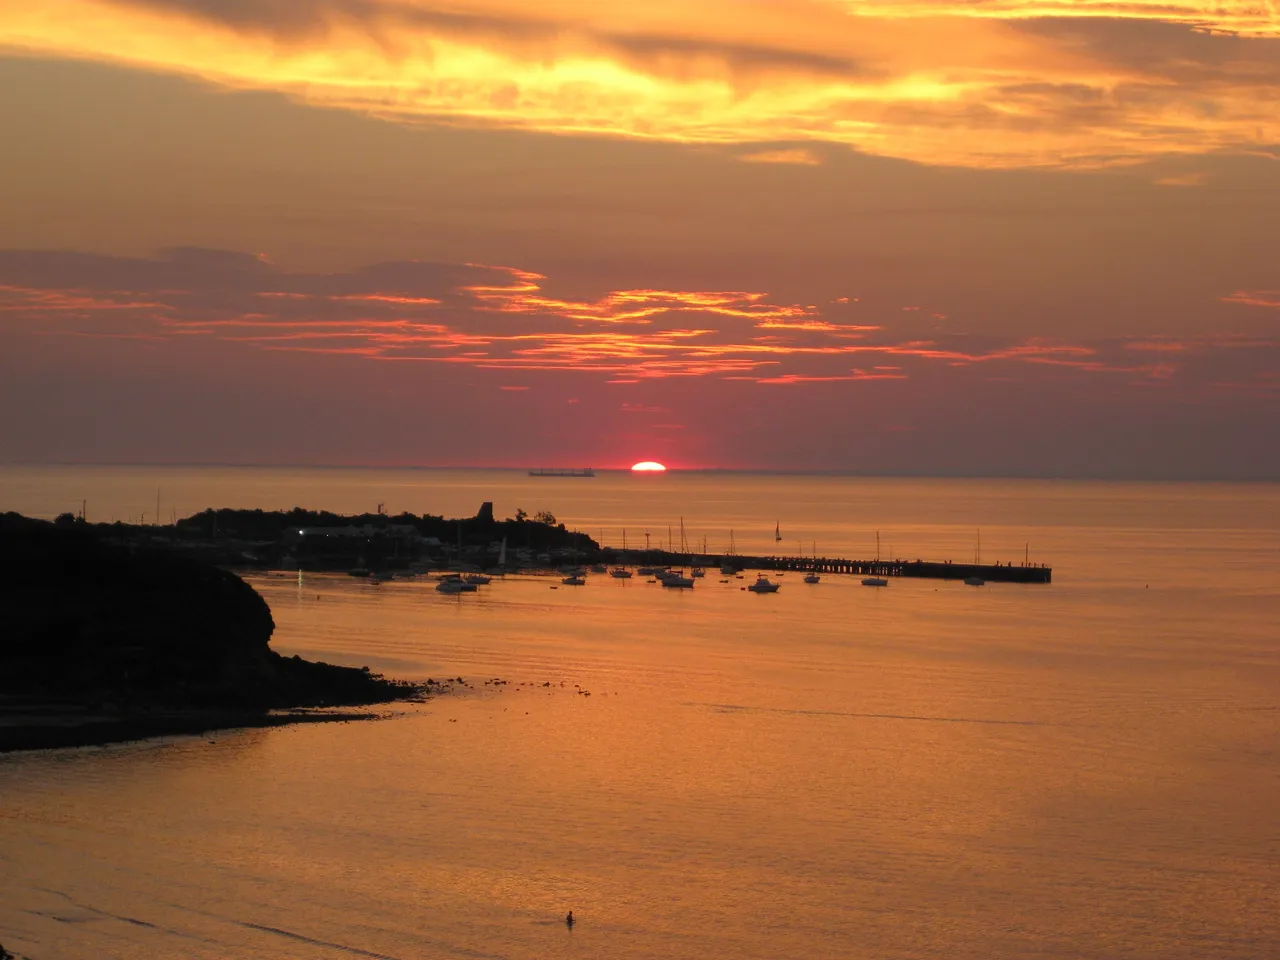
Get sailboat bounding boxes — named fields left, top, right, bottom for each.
left=804, top=542, right=820, bottom=584
left=590, top=528, right=608, bottom=573
left=775, top=521, right=782, bottom=544
left=691, top=535, right=706, bottom=578
left=660, top=518, right=694, bottom=587
left=721, top=530, right=738, bottom=575
left=863, top=530, right=889, bottom=587
left=610, top=529, right=633, bottom=578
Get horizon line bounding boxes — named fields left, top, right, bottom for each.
left=1, top=461, right=1278, bottom=484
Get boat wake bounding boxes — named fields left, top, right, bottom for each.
left=682, top=701, right=1054, bottom=726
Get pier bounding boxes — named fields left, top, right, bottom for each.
left=598, top=549, right=1052, bottom=583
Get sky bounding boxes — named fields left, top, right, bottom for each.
left=1, top=1, right=1278, bottom=477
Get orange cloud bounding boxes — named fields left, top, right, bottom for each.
left=6, top=248, right=1278, bottom=389
left=838, top=1, right=1280, bottom=36
left=755, top=368, right=909, bottom=383
left=738, top=148, right=823, bottom=166
left=1221, top=290, right=1280, bottom=309
left=465, top=278, right=816, bottom=325
left=1155, top=172, right=1210, bottom=187
left=0, top=284, right=164, bottom=313
left=4, top=0, right=1279, bottom=168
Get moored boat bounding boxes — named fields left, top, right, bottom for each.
left=436, top=575, right=477, bottom=594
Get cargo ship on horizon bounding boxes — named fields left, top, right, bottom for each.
left=528, top=467, right=596, bottom=478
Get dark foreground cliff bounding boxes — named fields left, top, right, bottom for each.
left=0, top=515, right=422, bottom=752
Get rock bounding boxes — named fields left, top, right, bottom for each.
left=0, top=520, right=418, bottom=718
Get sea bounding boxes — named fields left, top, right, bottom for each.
left=2, top=465, right=1278, bottom=960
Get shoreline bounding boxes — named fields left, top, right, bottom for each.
left=0, top=700, right=430, bottom=754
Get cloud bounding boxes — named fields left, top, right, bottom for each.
left=621, top=402, right=672, bottom=413
left=754, top=368, right=909, bottom=383
left=838, top=1, right=1280, bottom=37
left=2, top=248, right=1278, bottom=392
left=738, top=148, right=823, bottom=166
left=3, top=0, right=1279, bottom=168
left=1222, top=290, right=1280, bottom=309
left=1154, top=171, right=1210, bottom=186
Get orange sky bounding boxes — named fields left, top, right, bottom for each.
left=0, top=2, right=1278, bottom=475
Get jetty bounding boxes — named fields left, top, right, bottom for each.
left=599, top=549, right=1051, bottom=583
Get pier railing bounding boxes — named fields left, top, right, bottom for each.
left=596, top=550, right=1052, bottom=583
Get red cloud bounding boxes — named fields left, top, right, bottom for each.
left=1221, top=291, right=1280, bottom=309
left=5, top=250, right=1279, bottom=392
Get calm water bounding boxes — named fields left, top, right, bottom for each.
left=2, top=467, right=1278, bottom=959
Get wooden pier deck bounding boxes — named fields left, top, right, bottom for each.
left=599, top=549, right=1052, bottom=584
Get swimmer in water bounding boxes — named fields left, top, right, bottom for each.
left=566, top=911, right=575, bottom=927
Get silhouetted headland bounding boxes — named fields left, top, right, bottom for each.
left=0, top=513, right=429, bottom=752
left=27, top=502, right=1051, bottom=583
left=50, top=502, right=598, bottom=573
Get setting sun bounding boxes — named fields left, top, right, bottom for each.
left=631, top=461, right=667, bottom=472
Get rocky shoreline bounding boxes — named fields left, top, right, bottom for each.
left=0, top=703, right=393, bottom=753
left=0, top=514, right=429, bottom=753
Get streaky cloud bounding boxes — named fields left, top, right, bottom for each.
left=3, top=248, right=1277, bottom=391
left=3, top=0, right=1279, bottom=167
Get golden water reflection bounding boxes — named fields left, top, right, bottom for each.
left=1, top=476, right=1279, bottom=958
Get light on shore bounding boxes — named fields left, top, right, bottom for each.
left=631, top=461, right=667, bottom=472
